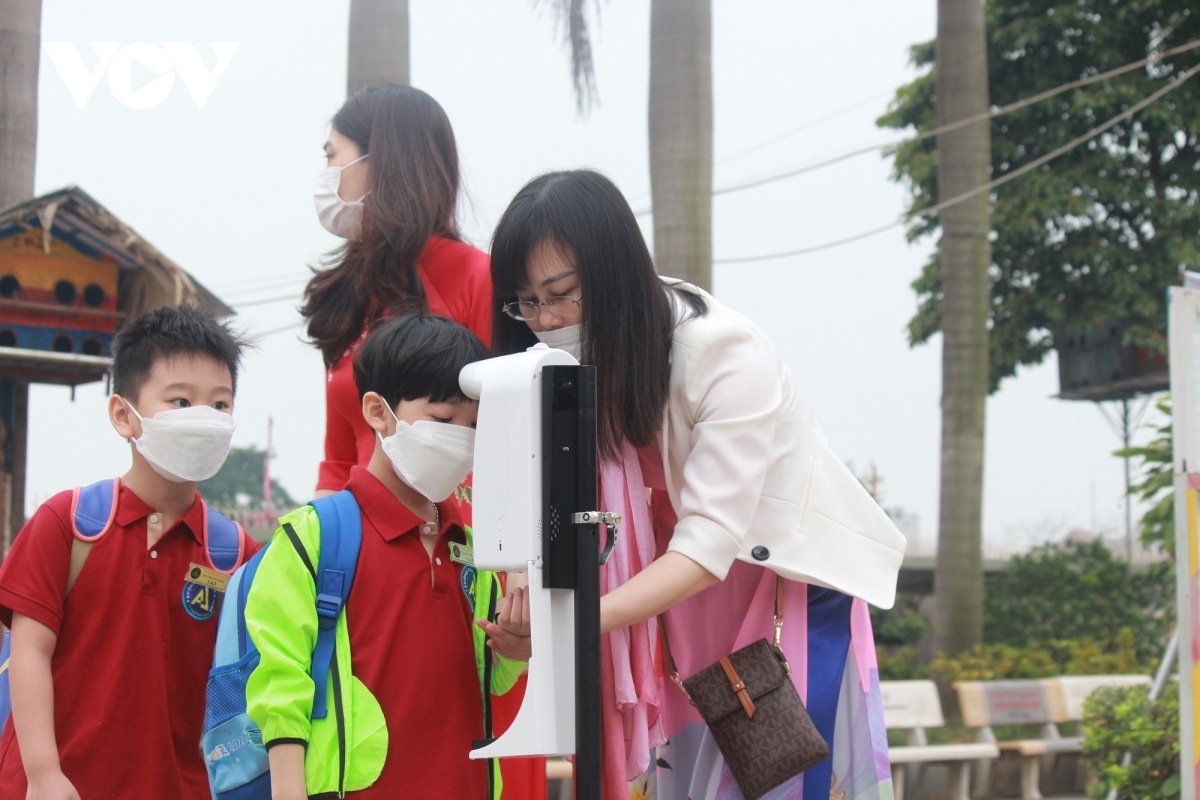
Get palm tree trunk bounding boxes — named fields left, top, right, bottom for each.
left=0, top=0, right=41, bottom=208
left=347, top=0, right=409, bottom=96
left=0, top=2, right=39, bottom=557
left=932, top=0, right=992, bottom=655
left=648, top=0, right=712, bottom=290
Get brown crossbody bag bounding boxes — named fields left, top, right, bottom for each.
left=658, top=576, right=830, bottom=800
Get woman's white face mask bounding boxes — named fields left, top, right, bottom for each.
left=314, top=154, right=369, bottom=240
left=377, top=403, right=476, bottom=502
left=533, top=325, right=583, bottom=360
left=123, top=399, right=236, bottom=483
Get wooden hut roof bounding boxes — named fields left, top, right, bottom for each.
left=0, top=186, right=232, bottom=317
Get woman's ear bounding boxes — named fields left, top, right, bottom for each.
left=361, top=392, right=394, bottom=435
left=109, top=395, right=139, bottom=441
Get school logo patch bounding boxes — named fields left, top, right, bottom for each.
left=460, top=566, right=477, bottom=603
left=182, top=582, right=220, bottom=621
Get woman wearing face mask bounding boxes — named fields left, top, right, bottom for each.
left=490, top=170, right=904, bottom=800
left=303, top=86, right=548, bottom=800
left=303, top=84, right=493, bottom=497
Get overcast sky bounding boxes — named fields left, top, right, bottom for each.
left=23, top=0, right=1158, bottom=556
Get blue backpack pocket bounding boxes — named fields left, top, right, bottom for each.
left=203, top=649, right=269, bottom=798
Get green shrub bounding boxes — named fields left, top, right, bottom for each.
left=930, top=633, right=1148, bottom=684
left=984, top=540, right=1174, bottom=664
left=876, top=646, right=930, bottom=681
left=1082, top=683, right=1179, bottom=800
left=871, top=597, right=931, bottom=648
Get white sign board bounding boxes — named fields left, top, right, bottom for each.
left=1169, top=286, right=1200, bottom=800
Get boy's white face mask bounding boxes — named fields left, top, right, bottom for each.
left=378, top=403, right=476, bottom=502
left=123, top=399, right=236, bottom=483
left=314, top=154, right=369, bottom=240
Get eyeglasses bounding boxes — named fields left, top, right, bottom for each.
left=502, top=295, right=582, bottom=321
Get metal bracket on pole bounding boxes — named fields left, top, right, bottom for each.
left=573, top=511, right=621, bottom=565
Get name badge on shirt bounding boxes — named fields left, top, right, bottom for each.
left=449, top=542, right=474, bottom=567
left=182, top=563, right=228, bottom=621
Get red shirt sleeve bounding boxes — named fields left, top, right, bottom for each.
left=318, top=356, right=360, bottom=492
left=465, top=250, right=494, bottom=348
left=0, top=491, right=75, bottom=634
left=420, top=237, right=494, bottom=348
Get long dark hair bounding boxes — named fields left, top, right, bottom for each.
left=302, top=85, right=463, bottom=366
left=490, top=170, right=707, bottom=460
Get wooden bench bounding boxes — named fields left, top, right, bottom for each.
left=954, top=675, right=1151, bottom=800
left=882, top=680, right=1000, bottom=800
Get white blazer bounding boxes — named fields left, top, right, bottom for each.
left=659, top=280, right=906, bottom=608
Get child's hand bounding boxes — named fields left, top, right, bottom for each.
left=26, top=769, right=81, bottom=800
left=477, top=586, right=532, bottom=661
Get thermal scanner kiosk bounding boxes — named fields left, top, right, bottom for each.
left=461, top=344, right=618, bottom=800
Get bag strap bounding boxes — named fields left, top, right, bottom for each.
left=203, top=504, right=245, bottom=573
left=307, top=490, right=362, bottom=721
left=65, top=479, right=119, bottom=596
left=659, top=574, right=784, bottom=690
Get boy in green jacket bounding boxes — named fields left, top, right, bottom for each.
left=245, top=314, right=530, bottom=800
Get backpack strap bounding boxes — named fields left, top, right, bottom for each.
left=202, top=504, right=245, bottom=573
left=70, top=479, right=118, bottom=542
left=307, top=490, right=362, bottom=721
left=65, top=479, right=119, bottom=596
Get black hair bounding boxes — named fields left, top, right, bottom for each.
left=353, top=313, right=489, bottom=407
left=111, top=306, right=247, bottom=400
left=302, top=85, right=464, bottom=368
left=490, top=169, right=707, bottom=460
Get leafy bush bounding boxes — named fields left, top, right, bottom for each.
left=930, top=632, right=1146, bottom=683
left=1082, top=683, right=1179, bottom=800
left=876, top=647, right=930, bottom=681
left=871, top=597, right=931, bottom=647
left=983, top=540, right=1174, bottom=664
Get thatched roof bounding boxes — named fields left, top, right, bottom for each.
left=0, top=186, right=232, bottom=317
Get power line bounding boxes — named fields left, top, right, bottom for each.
left=222, top=277, right=308, bottom=299
left=713, top=63, right=1200, bottom=264
left=633, top=37, right=1200, bottom=217
left=255, top=321, right=306, bottom=338
left=715, top=90, right=894, bottom=167
left=234, top=293, right=302, bottom=308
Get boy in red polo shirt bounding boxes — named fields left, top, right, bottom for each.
left=0, top=307, right=260, bottom=800
left=245, top=314, right=531, bottom=800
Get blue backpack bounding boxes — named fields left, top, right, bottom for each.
left=0, top=478, right=246, bottom=736
left=202, top=490, right=362, bottom=800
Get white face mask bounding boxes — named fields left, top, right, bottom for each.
left=124, top=400, right=236, bottom=483
left=534, top=324, right=583, bottom=361
left=378, top=404, right=476, bottom=502
left=314, top=154, right=368, bottom=240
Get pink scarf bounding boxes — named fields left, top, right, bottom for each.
left=598, top=442, right=667, bottom=800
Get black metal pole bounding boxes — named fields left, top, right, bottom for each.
left=574, top=366, right=601, bottom=800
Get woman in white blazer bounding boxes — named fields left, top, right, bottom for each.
left=490, top=170, right=902, bottom=800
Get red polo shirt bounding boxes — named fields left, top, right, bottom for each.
left=0, top=483, right=260, bottom=800
left=342, top=466, right=487, bottom=799
left=317, top=236, right=493, bottom=492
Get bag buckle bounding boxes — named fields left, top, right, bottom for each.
left=315, top=592, right=343, bottom=626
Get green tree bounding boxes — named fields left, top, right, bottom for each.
left=983, top=539, right=1174, bottom=663
left=198, top=445, right=296, bottom=511
left=879, top=1, right=1200, bottom=392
